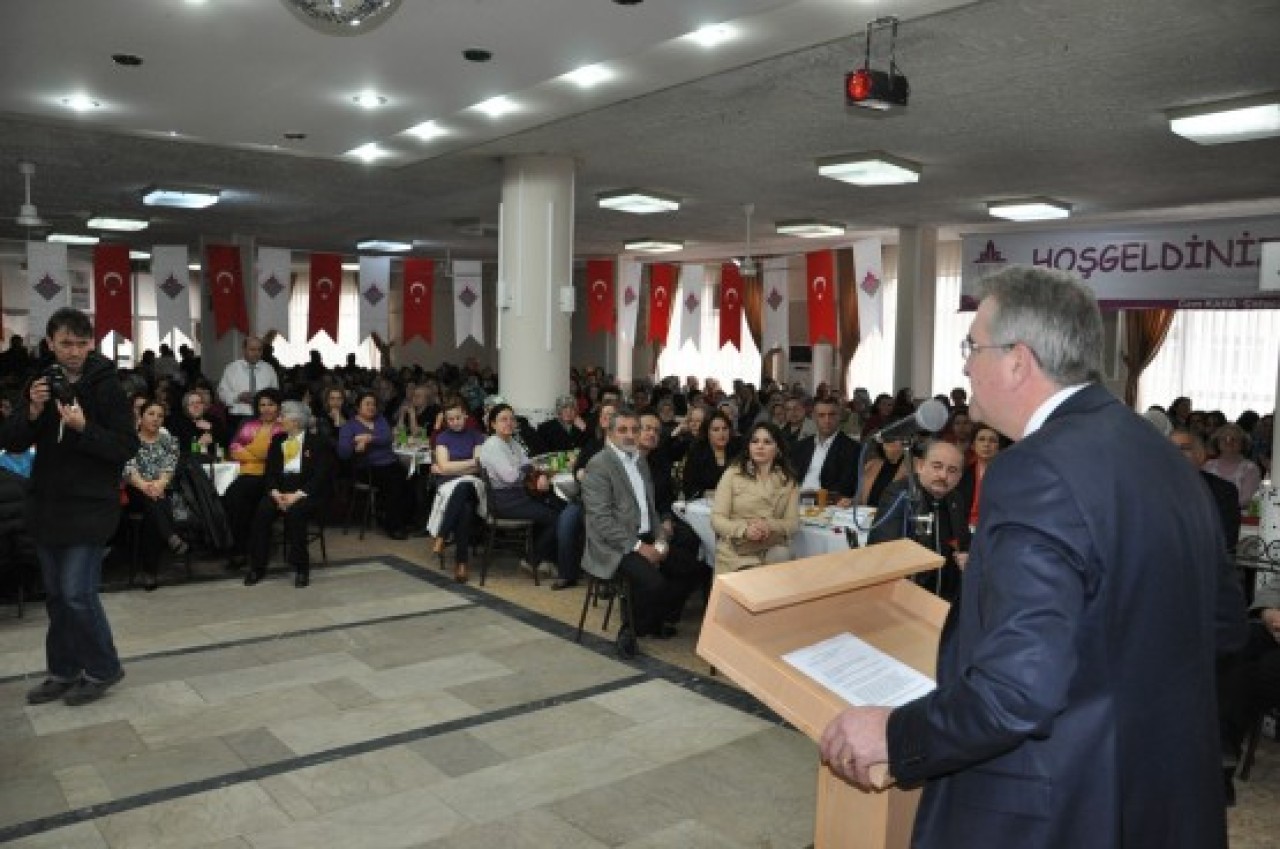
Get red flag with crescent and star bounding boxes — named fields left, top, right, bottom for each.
left=586, top=259, right=615, bottom=335
left=206, top=244, right=249, bottom=339
left=92, top=243, right=133, bottom=343
left=719, top=262, right=744, bottom=351
left=307, top=252, right=342, bottom=343
left=402, top=257, right=435, bottom=344
left=806, top=249, right=838, bottom=345
left=647, top=263, right=675, bottom=344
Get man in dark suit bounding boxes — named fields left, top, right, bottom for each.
left=581, top=408, right=681, bottom=641
left=245, top=401, right=334, bottom=588
left=867, top=439, right=969, bottom=601
left=1169, top=428, right=1241, bottom=555
left=789, top=397, right=861, bottom=504
left=820, top=267, right=1247, bottom=848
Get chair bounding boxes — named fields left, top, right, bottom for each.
left=279, top=517, right=328, bottom=566
left=475, top=466, right=537, bottom=587
left=1239, top=709, right=1277, bottom=781
left=575, top=571, right=638, bottom=658
left=343, top=462, right=379, bottom=540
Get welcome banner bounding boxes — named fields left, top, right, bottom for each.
left=960, top=217, right=1280, bottom=309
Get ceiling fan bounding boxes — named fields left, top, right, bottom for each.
left=732, top=203, right=760, bottom=278
left=7, top=161, right=85, bottom=233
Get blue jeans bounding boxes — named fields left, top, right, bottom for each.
left=37, top=545, right=122, bottom=684
left=557, top=502, right=583, bottom=581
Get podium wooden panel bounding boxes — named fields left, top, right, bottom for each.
left=696, top=539, right=947, bottom=849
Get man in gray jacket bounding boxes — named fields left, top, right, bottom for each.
left=582, top=408, right=680, bottom=640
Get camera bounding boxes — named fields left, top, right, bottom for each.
left=42, top=365, right=76, bottom=405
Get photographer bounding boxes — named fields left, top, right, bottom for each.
left=0, top=308, right=138, bottom=707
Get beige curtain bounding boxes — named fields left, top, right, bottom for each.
left=836, top=248, right=860, bottom=377
left=743, top=271, right=763, bottom=352
left=1121, top=308, right=1175, bottom=407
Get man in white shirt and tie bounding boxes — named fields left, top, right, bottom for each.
left=218, top=336, right=278, bottom=431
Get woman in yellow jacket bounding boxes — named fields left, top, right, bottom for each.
left=711, top=421, right=799, bottom=574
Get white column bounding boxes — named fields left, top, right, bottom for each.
left=894, top=226, right=938, bottom=397
left=812, top=343, right=834, bottom=393
left=498, top=155, right=575, bottom=423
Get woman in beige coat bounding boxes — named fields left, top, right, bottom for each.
left=711, top=421, right=800, bottom=573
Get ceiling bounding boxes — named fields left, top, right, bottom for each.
left=1, top=0, right=1279, bottom=266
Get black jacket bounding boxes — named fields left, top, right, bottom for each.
left=173, top=455, right=234, bottom=551
left=788, top=431, right=862, bottom=498
left=868, top=475, right=971, bottom=601
left=0, top=352, right=137, bottom=546
left=263, top=432, right=335, bottom=508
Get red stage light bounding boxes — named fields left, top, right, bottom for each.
left=847, top=69, right=873, bottom=102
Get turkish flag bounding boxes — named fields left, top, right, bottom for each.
left=92, top=244, right=133, bottom=343
left=647, top=263, right=675, bottom=344
left=586, top=259, right=615, bottom=335
left=308, top=252, right=342, bottom=343
left=206, top=244, right=249, bottom=339
left=806, top=249, right=838, bottom=345
left=402, top=257, right=435, bottom=344
left=719, top=263, right=744, bottom=351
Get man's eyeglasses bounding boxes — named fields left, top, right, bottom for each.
left=960, top=336, right=1014, bottom=361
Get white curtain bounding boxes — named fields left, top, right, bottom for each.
left=272, top=273, right=377, bottom=368
left=655, top=264, right=763, bottom=386
left=930, top=241, right=970, bottom=398
left=1139, top=309, right=1280, bottom=418
left=845, top=246, right=898, bottom=398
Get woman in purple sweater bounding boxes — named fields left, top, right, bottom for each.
left=337, top=391, right=413, bottom=539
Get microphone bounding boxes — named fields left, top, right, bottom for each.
left=872, top=398, right=949, bottom=443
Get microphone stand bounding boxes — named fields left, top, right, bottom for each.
left=905, top=435, right=942, bottom=592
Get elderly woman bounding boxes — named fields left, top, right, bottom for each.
left=124, top=399, right=187, bottom=591
left=536, top=395, right=589, bottom=453
left=166, top=389, right=227, bottom=459
left=337, top=390, right=413, bottom=539
left=223, top=388, right=286, bottom=565
left=711, top=422, right=799, bottom=573
left=1205, top=423, right=1263, bottom=508
left=243, top=401, right=334, bottom=588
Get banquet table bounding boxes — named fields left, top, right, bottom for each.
left=673, top=499, right=875, bottom=569
left=394, top=444, right=433, bottom=478
left=200, top=461, right=240, bottom=496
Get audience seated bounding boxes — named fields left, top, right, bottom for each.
left=955, top=423, right=1005, bottom=532
left=222, top=388, right=285, bottom=566
left=1205, top=423, right=1263, bottom=508
left=244, top=401, right=334, bottom=588
left=779, top=396, right=816, bottom=445
left=710, top=422, right=799, bottom=573
left=427, top=398, right=487, bottom=583
left=681, top=411, right=741, bottom=500
left=858, top=436, right=910, bottom=507
left=166, top=389, right=227, bottom=459
left=789, top=397, right=861, bottom=505
left=337, top=390, right=415, bottom=539
left=123, top=399, right=188, bottom=590
left=537, top=395, right=590, bottom=453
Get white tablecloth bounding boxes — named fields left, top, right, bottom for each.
left=201, top=462, right=240, bottom=496
left=394, top=447, right=433, bottom=478
left=673, top=499, right=873, bottom=569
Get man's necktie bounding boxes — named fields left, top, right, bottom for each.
left=248, top=362, right=257, bottom=395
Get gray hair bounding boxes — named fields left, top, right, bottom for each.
left=978, top=266, right=1102, bottom=386
left=609, top=406, right=639, bottom=431
left=555, top=395, right=577, bottom=412
left=279, top=400, right=312, bottom=430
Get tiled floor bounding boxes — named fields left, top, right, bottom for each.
left=1, top=532, right=1277, bottom=848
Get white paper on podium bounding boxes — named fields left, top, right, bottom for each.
left=783, top=632, right=936, bottom=707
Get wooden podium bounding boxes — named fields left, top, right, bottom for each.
left=696, top=539, right=947, bottom=849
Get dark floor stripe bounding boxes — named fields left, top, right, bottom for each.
left=0, top=672, right=649, bottom=844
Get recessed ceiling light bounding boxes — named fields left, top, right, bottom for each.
left=775, top=219, right=847, bottom=238
left=47, top=233, right=99, bottom=245
left=406, top=120, right=448, bottom=141
left=61, top=94, right=100, bottom=112
left=352, top=90, right=387, bottom=109
left=111, top=53, right=143, bottom=67
left=987, top=198, right=1071, bottom=221
left=462, top=48, right=493, bottom=62
left=625, top=238, right=684, bottom=254
left=471, top=95, right=520, bottom=118
left=142, top=187, right=220, bottom=208
left=1168, top=93, right=1280, bottom=145
left=87, top=216, right=149, bottom=232
left=685, top=24, right=736, bottom=48
left=816, top=152, right=921, bottom=186
left=598, top=189, right=680, bottom=214
left=345, top=142, right=392, bottom=163
left=283, top=131, right=308, bottom=140
left=130, top=250, right=151, bottom=261
left=563, top=64, right=614, bottom=89
left=357, top=239, right=412, bottom=252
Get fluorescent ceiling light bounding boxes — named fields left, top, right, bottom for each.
left=471, top=95, right=520, bottom=118
left=406, top=120, right=448, bottom=141
left=47, top=233, right=99, bottom=245
left=816, top=152, right=921, bottom=186
left=130, top=250, right=151, bottom=260
left=188, top=263, right=202, bottom=271
left=598, top=189, right=680, bottom=215
left=346, top=142, right=391, bottom=163
left=1168, top=94, right=1280, bottom=145
left=341, top=262, right=360, bottom=272
left=356, top=239, right=412, bottom=252
left=62, top=93, right=100, bottom=112
left=625, top=239, right=684, bottom=254
left=87, top=216, right=149, bottom=232
left=685, top=24, right=736, bottom=48
left=142, top=187, right=220, bottom=208
left=987, top=198, right=1072, bottom=221
left=352, top=90, right=387, bottom=109
left=563, top=64, right=613, bottom=89
left=775, top=219, right=847, bottom=238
